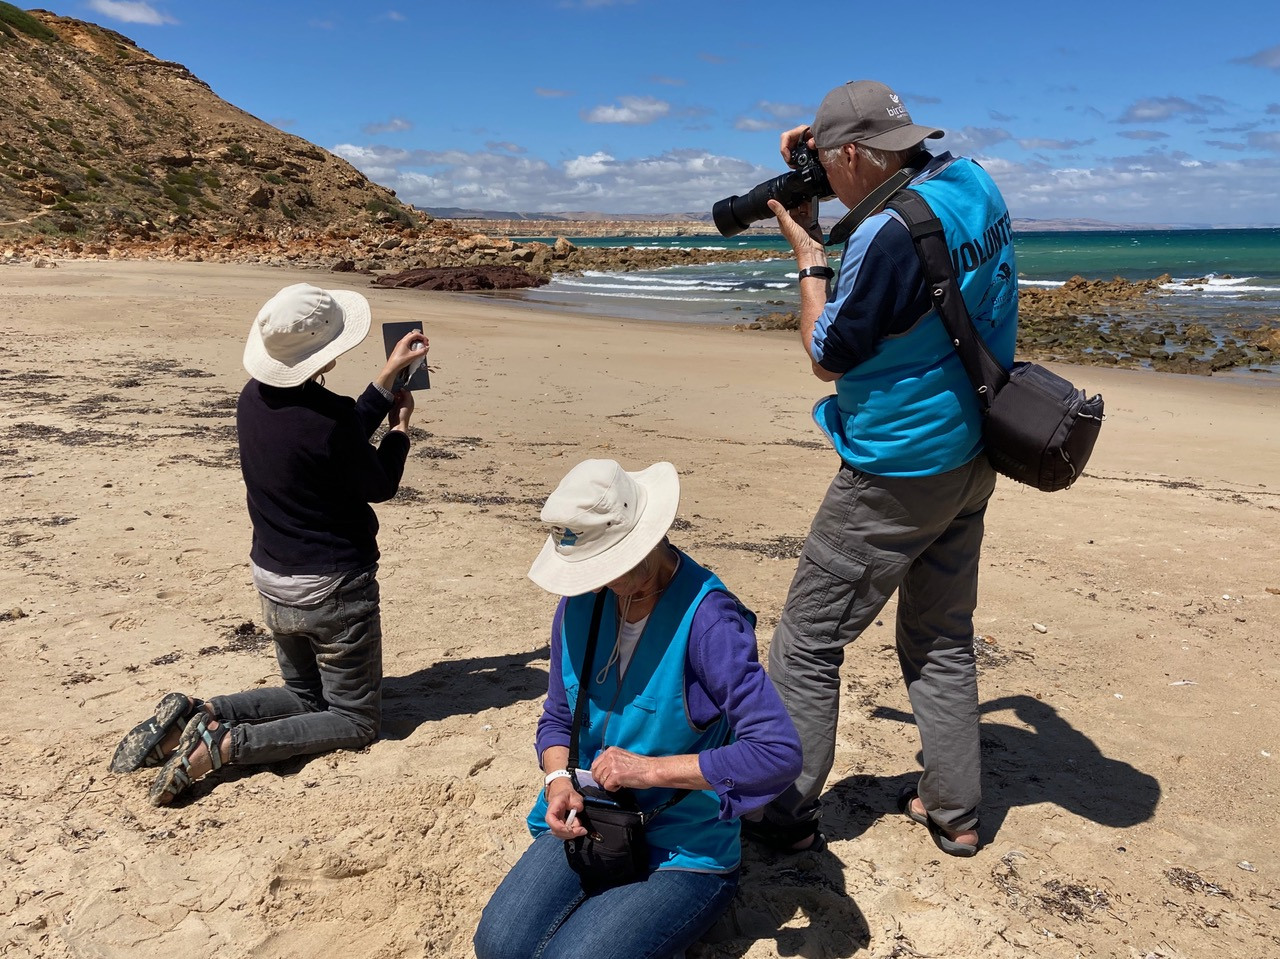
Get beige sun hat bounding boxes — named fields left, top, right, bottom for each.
left=243, top=283, right=372, bottom=387
left=527, top=459, right=680, bottom=596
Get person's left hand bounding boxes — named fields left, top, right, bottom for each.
left=388, top=388, right=414, bottom=431
left=768, top=198, right=826, bottom=267
left=590, top=746, right=655, bottom=791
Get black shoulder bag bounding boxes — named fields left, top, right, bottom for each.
left=886, top=189, right=1104, bottom=492
left=561, top=592, right=691, bottom=890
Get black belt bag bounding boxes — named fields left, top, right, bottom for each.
left=887, top=190, right=1103, bottom=492
left=564, top=796, right=650, bottom=891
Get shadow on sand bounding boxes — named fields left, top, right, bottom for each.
left=824, top=693, right=1162, bottom=847
left=695, top=693, right=1159, bottom=958
left=379, top=646, right=550, bottom=739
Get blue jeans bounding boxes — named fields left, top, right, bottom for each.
left=207, top=567, right=383, bottom=765
left=474, top=833, right=738, bottom=959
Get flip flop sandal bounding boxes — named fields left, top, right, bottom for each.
left=148, top=712, right=230, bottom=807
left=896, top=783, right=979, bottom=858
left=109, top=692, right=204, bottom=773
left=740, top=816, right=827, bottom=854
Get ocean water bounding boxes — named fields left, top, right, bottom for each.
left=506, top=230, right=1280, bottom=352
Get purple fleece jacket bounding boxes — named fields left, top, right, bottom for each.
left=534, top=590, right=802, bottom=820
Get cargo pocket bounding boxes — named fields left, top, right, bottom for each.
left=789, top=532, right=870, bottom=647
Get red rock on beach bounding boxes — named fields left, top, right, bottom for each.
left=372, top=265, right=549, bottom=292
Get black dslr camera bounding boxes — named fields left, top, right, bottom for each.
left=712, top=143, right=833, bottom=237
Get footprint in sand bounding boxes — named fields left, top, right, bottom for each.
left=113, top=549, right=151, bottom=567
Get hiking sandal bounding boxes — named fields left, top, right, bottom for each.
left=148, top=712, right=230, bottom=807
left=897, top=783, right=979, bottom=858
left=740, top=816, right=827, bottom=854
left=109, top=692, right=204, bottom=773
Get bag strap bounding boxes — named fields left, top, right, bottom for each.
left=566, top=589, right=696, bottom=825
left=885, top=189, right=1010, bottom=412
left=567, top=590, right=607, bottom=772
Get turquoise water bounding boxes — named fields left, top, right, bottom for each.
left=507, top=230, right=1280, bottom=355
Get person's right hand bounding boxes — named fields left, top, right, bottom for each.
left=388, top=388, right=414, bottom=432
left=544, top=778, right=586, bottom=839
left=780, top=124, right=815, bottom=165
left=387, top=330, right=429, bottom=373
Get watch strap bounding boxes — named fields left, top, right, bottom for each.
left=797, top=265, right=835, bottom=282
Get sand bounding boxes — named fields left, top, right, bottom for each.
left=1, top=259, right=1277, bottom=959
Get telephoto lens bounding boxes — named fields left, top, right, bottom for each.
left=711, top=145, right=832, bottom=237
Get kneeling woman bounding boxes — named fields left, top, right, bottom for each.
left=474, top=459, right=802, bottom=959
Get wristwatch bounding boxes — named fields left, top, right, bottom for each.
left=544, top=769, right=573, bottom=786
left=797, top=265, right=835, bottom=282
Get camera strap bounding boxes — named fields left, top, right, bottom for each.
left=566, top=589, right=692, bottom=826
left=823, top=152, right=930, bottom=248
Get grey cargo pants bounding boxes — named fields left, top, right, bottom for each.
left=764, top=455, right=996, bottom=833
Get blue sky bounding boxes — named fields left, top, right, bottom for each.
left=38, top=0, right=1280, bottom=226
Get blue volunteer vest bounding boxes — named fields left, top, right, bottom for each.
left=815, top=156, right=1019, bottom=476
left=526, top=552, right=741, bottom=873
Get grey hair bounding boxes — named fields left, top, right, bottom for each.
left=823, top=142, right=919, bottom=173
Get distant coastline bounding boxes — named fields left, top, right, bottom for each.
left=422, top=208, right=1271, bottom=237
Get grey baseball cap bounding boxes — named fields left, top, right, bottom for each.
left=811, top=80, right=944, bottom=151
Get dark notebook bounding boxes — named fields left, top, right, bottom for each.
left=381, top=321, right=430, bottom=390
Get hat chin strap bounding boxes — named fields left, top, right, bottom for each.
left=824, top=151, right=930, bottom=248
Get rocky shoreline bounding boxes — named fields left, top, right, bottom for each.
left=740, top=275, right=1280, bottom=376
left=3, top=224, right=1277, bottom=376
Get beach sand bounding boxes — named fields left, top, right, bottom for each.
left=1, top=259, right=1277, bottom=959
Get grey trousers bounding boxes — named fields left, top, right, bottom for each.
left=764, top=456, right=996, bottom=833
left=208, top=566, right=383, bottom=766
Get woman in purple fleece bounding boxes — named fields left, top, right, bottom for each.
left=475, top=459, right=802, bottom=959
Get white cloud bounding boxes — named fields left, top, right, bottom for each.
left=86, top=1, right=175, bottom=25
left=328, top=138, right=1280, bottom=224
left=330, top=143, right=775, bottom=214
left=733, top=100, right=812, bottom=132
left=1117, top=96, right=1225, bottom=124
left=1232, top=44, right=1280, bottom=71
left=971, top=150, right=1280, bottom=224
left=939, top=127, right=1013, bottom=151
left=362, top=117, right=413, bottom=135
left=565, top=152, right=615, bottom=177
left=1248, top=131, right=1280, bottom=152
left=1017, top=137, right=1095, bottom=151
left=582, top=96, right=670, bottom=125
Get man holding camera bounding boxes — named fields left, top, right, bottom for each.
left=750, top=80, right=1019, bottom=857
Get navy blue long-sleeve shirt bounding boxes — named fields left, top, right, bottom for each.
left=236, top=379, right=409, bottom=575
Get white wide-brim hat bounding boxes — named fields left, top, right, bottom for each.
left=243, top=283, right=372, bottom=387
left=528, top=459, right=680, bottom=597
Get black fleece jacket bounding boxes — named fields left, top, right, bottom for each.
left=236, top=379, right=410, bottom=575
